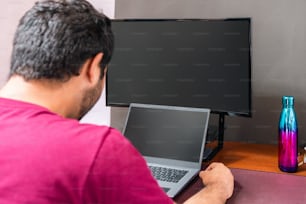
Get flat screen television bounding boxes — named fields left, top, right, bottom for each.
left=106, top=18, right=252, bottom=117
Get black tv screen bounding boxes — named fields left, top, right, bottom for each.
left=107, top=18, right=252, bottom=117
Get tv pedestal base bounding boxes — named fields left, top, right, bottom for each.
left=203, top=113, right=225, bottom=161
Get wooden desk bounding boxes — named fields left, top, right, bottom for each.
left=174, top=142, right=306, bottom=203
left=211, top=142, right=306, bottom=176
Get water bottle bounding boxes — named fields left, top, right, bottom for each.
left=278, top=96, right=298, bottom=173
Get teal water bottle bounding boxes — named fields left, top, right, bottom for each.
left=278, top=96, right=298, bottom=173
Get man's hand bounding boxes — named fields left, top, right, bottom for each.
left=200, top=162, right=234, bottom=201
left=183, top=162, right=234, bottom=204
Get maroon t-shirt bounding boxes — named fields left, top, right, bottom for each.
left=0, top=97, right=173, bottom=204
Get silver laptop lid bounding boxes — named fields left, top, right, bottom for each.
left=122, top=103, right=210, bottom=165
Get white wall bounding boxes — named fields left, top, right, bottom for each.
left=0, top=0, right=114, bottom=126
left=0, top=1, right=34, bottom=86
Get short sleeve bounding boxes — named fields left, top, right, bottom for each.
left=82, top=128, right=174, bottom=204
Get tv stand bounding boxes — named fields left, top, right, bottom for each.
left=203, top=113, right=225, bottom=161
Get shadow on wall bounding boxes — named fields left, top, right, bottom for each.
left=226, top=96, right=306, bottom=146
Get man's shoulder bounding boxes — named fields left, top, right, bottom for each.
left=51, top=119, right=126, bottom=148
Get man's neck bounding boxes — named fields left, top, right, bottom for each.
left=0, top=76, right=78, bottom=118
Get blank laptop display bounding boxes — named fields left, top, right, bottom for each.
left=122, top=103, right=210, bottom=197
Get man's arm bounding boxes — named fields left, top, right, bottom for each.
left=174, top=162, right=234, bottom=204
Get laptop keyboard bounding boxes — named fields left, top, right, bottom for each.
left=149, top=166, right=188, bottom=183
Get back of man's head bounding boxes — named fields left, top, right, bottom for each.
left=10, top=0, right=114, bottom=81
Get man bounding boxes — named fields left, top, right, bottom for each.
left=0, top=0, right=234, bottom=203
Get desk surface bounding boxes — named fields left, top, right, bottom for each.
left=174, top=142, right=306, bottom=203
left=212, top=142, right=306, bottom=176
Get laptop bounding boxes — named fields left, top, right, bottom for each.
left=122, top=103, right=210, bottom=197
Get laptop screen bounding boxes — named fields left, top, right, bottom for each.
left=123, top=104, right=210, bottom=163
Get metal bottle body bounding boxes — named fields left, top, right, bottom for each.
left=278, top=96, right=298, bottom=173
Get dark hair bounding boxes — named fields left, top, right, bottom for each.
left=9, top=0, right=114, bottom=81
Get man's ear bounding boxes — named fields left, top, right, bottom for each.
left=81, top=53, right=104, bottom=86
